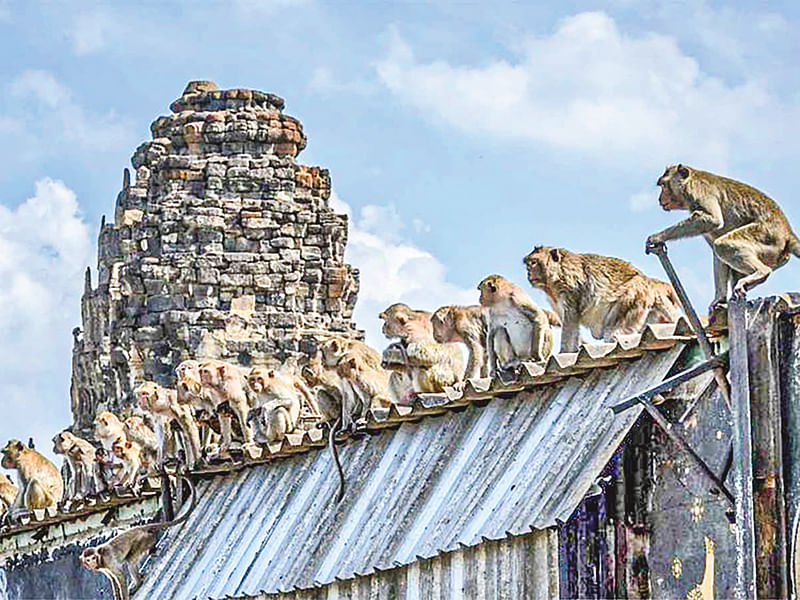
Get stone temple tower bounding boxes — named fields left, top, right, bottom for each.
left=70, top=81, right=360, bottom=436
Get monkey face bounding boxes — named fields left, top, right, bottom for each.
left=478, top=275, right=503, bottom=306
left=523, top=247, right=560, bottom=287
left=379, top=304, right=411, bottom=339
left=0, top=440, right=23, bottom=469
left=247, top=368, right=271, bottom=394
left=52, top=432, right=71, bottom=455
left=95, top=411, right=121, bottom=438
left=80, top=548, right=100, bottom=570
left=176, top=360, right=203, bottom=397
left=657, top=164, right=691, bottom=211
left=321, top=338, right=346, bottom=367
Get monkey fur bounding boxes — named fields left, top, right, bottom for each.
left=524, top=246, right=682, bottom=352
left=647, top=164, right=800, bottom=308
left=431, top=305, right=489, bottom=381
left=379, top=303, right=465, bottom=400
left=1, top=439, right=64, bottom=520
left=52, top=430, right=97, bottom=500
left=478, top=274, right=554, bottom=379
left=80, top=477, right=196, bottom=600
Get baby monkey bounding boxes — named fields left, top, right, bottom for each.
left=431, top=305, right=488, bottom=381
left=80, top=478, right=195, bottom=600
left=647, top=164, right=800, bottom=309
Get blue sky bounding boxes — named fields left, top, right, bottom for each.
left=1, top=0, right=800, bottom=459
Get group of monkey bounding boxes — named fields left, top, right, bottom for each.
left=1, top=164, right=798, bottom=600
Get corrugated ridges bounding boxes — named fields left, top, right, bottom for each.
left=133, top=342, right=685, bottom=599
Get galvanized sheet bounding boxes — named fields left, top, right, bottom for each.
left=134, top=346, right=683, bottom=599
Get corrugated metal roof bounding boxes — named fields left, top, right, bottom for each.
left=134, top=343, right=684, bottom=599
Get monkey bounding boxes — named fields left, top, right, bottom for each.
left=0, top=475, right=18, bottom=520
left=94, top=447, right=118, bottom=496
left=95, top=411, right=128, bottom=453
left=524, top=246, right=682, bottom=352
left=175, top=359, right=204, bottom=406
left=302, top=350, right=368, bottom=503
left=52, top=430, right=97, bottom=500
left=123, top=415, right=159, bottom=470
left=478, top=274, right=554, bottom=380
left=321, top=336, right=392, bottom=421
left=431, top=305, right=489, bottom=381
left=111, top=438, right=143, bottom=492
left=134, top=382, right=202, bottom=470
left=1, top=439, right=63, bottom=520
left=646, top=164, right=800, bottom=312
left=80, top=477, right=196, bottom=600
left=197, top=360, right=256, bottom=452
left=379, top=303, right=466, bottom=401
left=247, top=366, right=309, bottom=444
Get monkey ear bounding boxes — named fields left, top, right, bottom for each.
left=396, top=313, right=408, bottom=325
left=14, top=441, right=24, bottom=452
left=677, top=164, right=689, bottom=178
left=267, top=369, right=276, bottom=378
left=550, top=248, right=561, bottom=261
left=217, top=365, right=226, bottom=377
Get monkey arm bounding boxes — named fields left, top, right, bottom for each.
left=649, top=201, right=724, bottom=244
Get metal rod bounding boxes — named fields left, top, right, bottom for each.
left=728, top=294, right=758, bottom=598
left=611, top=353, right=728, bottom=414
left=647, top=241, right=732, bottom=409
left=638, top=395, right=735, bottom=505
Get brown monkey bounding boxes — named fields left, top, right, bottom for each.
left=379, top=303, right=465, bottom=400
left=80, top=478, right=196, bottom=600
left=647, top=164, right=800, bottom=307
left=135, top=382, right=202, bottom=470
left=524, top=246, right=682, bottom=352
left=1, top=439, right=63, bottom=518
left=247, top=366, right=310, bottom=443
left=302, top=350, right=369, bottom=502
left=94, top=447, right=117, bottom=495
left=0, top=475, right=18, bottom=520
left=95, top=411, right=127, bottom=453
left=197, top=360, right=256, bottom=451
left=53, top=430, right=97, bottom=500
left=431, top=305, right=488, bottom=381
left=322, top=337, right=392, bottom=420
left=111, top=438, right=143, bottom=491
left=478, top=274, right=554, bottom=378
left=175, top=359, right=204, bottom=406
left=123, top=416, right=159, bottom=470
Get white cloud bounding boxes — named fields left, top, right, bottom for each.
left=5, top=70, right=132, bottom=158
left=0, top=179, right=90, bottom=454
left=375, top=13, right=793, bottom=168
left=69, top=11, right=113, bottom=55
left=330, top=192, right=475, bottom=349
left=307, top=66, right=376, bottom=96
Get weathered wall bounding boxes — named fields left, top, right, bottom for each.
left=70, top=80, right=361, bottom=436
left=256, top=530, right=559, bottom=600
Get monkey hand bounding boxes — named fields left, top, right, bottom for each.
left=732, top=280, right=749, bottom=299
left=645, top=235, right=666, bottom=255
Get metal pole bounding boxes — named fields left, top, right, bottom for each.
left=611, top=354, right=727, bottom=414
left=646, top=242, right=732, bottom=409
left=729, top=295, right=758, bottom=599
left=638, top=395, right=734, bottom=505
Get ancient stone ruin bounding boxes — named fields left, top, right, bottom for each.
left=70, top=80, right=361, bottom=437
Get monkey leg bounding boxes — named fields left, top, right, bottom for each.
left=602, top=287, right=650, bottom=340
left=713, top=224, right=776, bottom=297
left=219, top=414, right=234, bottom=451
left=178, top=414, right=202, bottom=469
left=25, top=479, right=55, bottom=510
left=231, top=401, right=255, bottom=445
left=559, top=320, right=581, bottom=353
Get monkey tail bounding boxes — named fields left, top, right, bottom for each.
left=150, top=477, right=196, bottom=531
left=328, top=417, right=345, bottom=503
